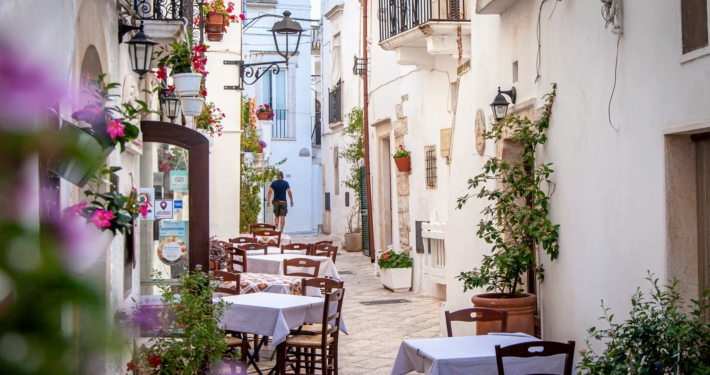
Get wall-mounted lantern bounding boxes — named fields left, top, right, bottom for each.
left=119, top=20, right=157, bottom=78
left=490, top=87, right=517, bottom=122
left=160, top=88, right=181, bottom=122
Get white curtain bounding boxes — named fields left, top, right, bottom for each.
left=331, top=34, right=341, bottom=86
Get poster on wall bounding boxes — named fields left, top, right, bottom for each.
left=169, top=170, right=189, bottom=191
left=138, top=188, right=155, bottom=220
left=156, top=237, right=187, bottom=265
left=154, top=200, right=174, bottom=219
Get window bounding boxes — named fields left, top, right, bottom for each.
left=682, top=0, right=709, bottom=54
left=329, top=82, right=342, bottom=124
left=263, top=70, right=288, bottom=138
left=425, top=146, right=437, bottom=189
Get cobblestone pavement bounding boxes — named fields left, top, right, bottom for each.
left=235, top=232, right=443, bottom=375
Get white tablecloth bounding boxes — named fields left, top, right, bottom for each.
left=391, top=333, right=566, bottom=375
left=245, top=247, right=307, bottom=256
left=247, top=254, right=340, bottom=279
left=219, top=293, right=347, bottom=346
left=237, top=233, right=293, bottom=246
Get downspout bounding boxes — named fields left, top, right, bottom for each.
left=362, top=0, right=375, bottom=260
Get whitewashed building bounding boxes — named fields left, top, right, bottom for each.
left=242, top=0, right=322, bottom=233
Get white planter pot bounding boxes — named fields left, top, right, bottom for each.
left=63, top=215, right=115, bottom=274
left=172, top=72, right=203, bottom=97
left=380, top=267, right=412, bottom=293
left=180, top=97, right=204, bottom=117
left=197, top=129, right=215, bottom=148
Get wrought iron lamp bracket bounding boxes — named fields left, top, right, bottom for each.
left=223, top=60, right=285, bottom=90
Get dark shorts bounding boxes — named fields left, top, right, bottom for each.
left=273, top=201, right=288, bottom=217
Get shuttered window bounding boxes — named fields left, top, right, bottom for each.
left=682, top=0, right=709, bottom=54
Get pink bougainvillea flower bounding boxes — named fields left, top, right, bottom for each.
left=139, top=204, right=149, bottom=219
left=239, top=13, right=246, bottom=20
left=107, top=119, right=125, bottom=139
left=68, top=201, right=87, bottom=216
left=89, top=209, right=115, bottom=230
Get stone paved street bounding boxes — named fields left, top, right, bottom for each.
left=237, top=233, right=443, bottom=375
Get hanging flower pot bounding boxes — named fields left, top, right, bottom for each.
left=180, top=97, right=204, bottom=117
left=257, top=112, right=271, bottom=120
left=207, top=32, right=224, bottom=42
left=49, top=121, right=115, bottom=187
left=394, top=156, right=411, bottom=172
left=197, top=129, right=215, bottom=148
left=205, top=12, right=225, bottom=33
left=172, top=72, right=203, bottom=97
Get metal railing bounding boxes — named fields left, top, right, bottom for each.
left=311, top=25, right=322, bottom=53
left=378, top=0, right=469, bottom=42
left=133, top=0, right=191, bottom=21
left=272, top=109, right=289, bottom=138
left=311, top=112, right=322, bottom=146
left=328, top=83, right=342, bottom=124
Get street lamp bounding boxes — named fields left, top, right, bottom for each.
left=270, top=11, right=304, bottom=64
left=490, top=87, right=516, bottom=122
left=160, top=88, right=181, bottom=122
left=119, top=21, right=158, bottom=77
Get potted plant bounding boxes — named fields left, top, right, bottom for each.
left=154, top=38, right=208, bottom=98
left=455, top=84, right=558, bottom=336
left=202, top=0, right=243, bottom=41
left=578, top=273, right=710, bottom=373
left=257, top=139, right=267, bottom=153
left=393, top=144, right=410, bottom=172
left=255, top=104, right=274, bottom=120
left=378, top=245, right=413, bottom=292
left=50, top=74, right=153, bottom=187
left=195, top=101, right=225, bottom=147
left=127, top=266, right=233, bottom=374
left=340, top=108, right=365, bottom=251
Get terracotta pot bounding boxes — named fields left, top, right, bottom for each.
left=207, top=32, right=223, bottom=42
left=257, top=112, right=271, bottom=120
left=471, top=293, right=536, bottom=335
left=205, top=12, right=225, bottom=33
left=394, top=156, right=411, bottom=172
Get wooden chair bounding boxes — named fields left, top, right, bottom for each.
left=444, top=307, right=508, bottom=337
left=212, top=270, right=242, bottom=295
left=229, top=236, right=256, bottom=245
left=253, top=230, right=282, bottom=247
left=283, top=258, right=321, bottom=277
left=225, top=246, right=247, bottom=273
left=308, top=240, right=333, bottom=254
left=249, top=223, right=276, bottom=233
left=236, top=243, right=268, bottom=255
left=210, top=271, right=248, bottom=365
left=494, top=340, right=576, bottom=375
left=278, top=289, right=346, bottom=375
left=311, top=243, right=338, bottom=263
left=291, top=278, right=345, bottom=336
left=281, top=243, right=310, bottom=255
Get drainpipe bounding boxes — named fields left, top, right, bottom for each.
left=362, top=0, right=375, bottom=260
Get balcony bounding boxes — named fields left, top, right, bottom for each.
left=311, top=26, right=322, bottom=55
left=131, top=0, right=192, bottom=44
left=328, top=83, right=342, bottom=125
left=271, top=109, right=289, bottom=139
left=377, top=0, right=470, bottom=65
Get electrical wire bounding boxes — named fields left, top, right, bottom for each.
left=608, top=33, right=621, bottom=131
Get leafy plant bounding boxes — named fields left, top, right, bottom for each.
left=456, top=84, right=559, bottom=298
left=195, top=101, right=225, bottom=137
left=377, top=245, right=413, bottom=269
left=256, top=103, right=274, bottom=119
left=128, top=266, right=231, bottom=374
left=393, top=144, right=409, bottom=159
left=340, top=107, right=364, bottom=233
left=71, top=73, right=156, bottom=151
left=64, top=166, right=147, bottom=235
left=577, top=272, right=710, bottom=374
left=153, top=35, right=208, bottom=77
left=203, top=0, right=243, bottom=30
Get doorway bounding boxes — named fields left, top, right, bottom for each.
left=380, top=136, right=393, bottom=250
left=694, top=134, right=710, bottom=310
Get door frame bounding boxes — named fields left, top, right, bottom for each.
left=141, top=121, right=210, bottom=272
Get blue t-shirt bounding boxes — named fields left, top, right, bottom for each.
left=270, top=180, right=290, bottom=202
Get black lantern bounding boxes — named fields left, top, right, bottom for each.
left=125, top=23, right=157, bottom=77
left=490, top=87, right=517, bottom=122
left=270, top=11, right=304, bottom=63
left=160, top=89, right=181, bottom=122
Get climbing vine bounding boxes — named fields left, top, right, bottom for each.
left=456, top=84, right=559, bottom=298
left=340, top=107, right=364, bottom=233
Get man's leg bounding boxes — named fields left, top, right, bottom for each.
left=279, top=216, right=286, bottom=233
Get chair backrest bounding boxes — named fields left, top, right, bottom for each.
left=281, top=243, right=309, bottom=254
left=302, top=277, right=344, bottom=295
left=237, top=243, right=268, bottom=255
left=494, top=340, right=576, bottom=375
left=283, top=257, right=321, bottom=277
left=212, top=270, right=241, bottom=295
left=229, top=237, right=256, bottom=244
left=253, top=230, right=282, bottom=246
left=444, top=308, right=508, bottom=337
left=225, top=246, right=247, bottom=273
left=320, top=289, right=346, bottom=345
left=249, top=223, right=276, bottom=233
left=311, top=243, right=338, bottom=263
left=308, top=240, right=333, bottom=254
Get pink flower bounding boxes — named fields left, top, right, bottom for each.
left=239, top=13, right=245, bottom=21
left=89, top=209, right=115, bottom=230
left=68, top=201, right=87, bottom=216
left=139, top=204, right=149, bottom=219
left=107, top=119, right=125, bottom=139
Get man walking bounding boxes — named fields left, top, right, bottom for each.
left=266, top=172, right=293, bottom=232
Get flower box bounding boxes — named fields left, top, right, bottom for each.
left=380, top=267, right=412, bottom=293
left=49, top=121, right=114, bottom=187
left=394, top=156, right=411, bottom=172
left=172, top=72, right=203, bottom=97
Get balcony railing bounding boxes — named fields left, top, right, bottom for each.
left=312, top=112, right=322, bottom=146
left=311, top=26, right=322, bottom=53
left=378, top=0, right=469, bottom=42
left=328, top=83, right=342, bottom=124
left=272, top=109, right=289, bottom=139
left=133, top=0, right=191, bottom=21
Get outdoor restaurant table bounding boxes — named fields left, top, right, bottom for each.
left=391, top=333, right=565, bottom=375
left=247, top=254, right=340, bottom=279
left=220, top=272, right=321, bottom=297
left=245, top=246, right=307, bottom=256
left=218, top=293, right=347, bottom=347
left=236, top=233, right=293, bottom=246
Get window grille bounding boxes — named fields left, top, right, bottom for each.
left=425, top=146, right=437, bottom=189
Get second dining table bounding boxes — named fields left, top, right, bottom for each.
left=247, top=254, right=340, bottom=279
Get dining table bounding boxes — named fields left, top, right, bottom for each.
left=245, top=246, right=307, bottom=256
left=219, top=272, right=322, bottom=297
left=247, top=254, right=340, bottom=279
left=391, top=333, right=566, bottom=375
